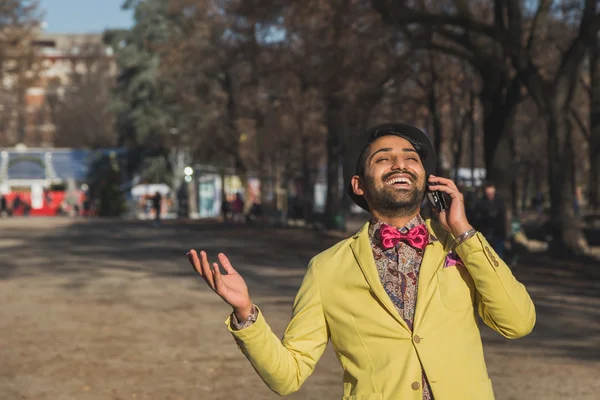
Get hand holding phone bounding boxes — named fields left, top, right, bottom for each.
left=426, top=183, right=451, bottom=212
left=427, top=175, right=474, bottom=237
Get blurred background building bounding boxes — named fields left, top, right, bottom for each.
left=1, top=30, right=116, bottom=147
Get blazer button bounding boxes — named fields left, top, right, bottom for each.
left=411, top=381, right=421, bottom=390
left=413, top=335, right=421, bottom=344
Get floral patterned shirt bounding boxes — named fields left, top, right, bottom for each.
left=369, top=215, right=436, bottom=400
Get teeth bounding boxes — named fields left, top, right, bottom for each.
left=387, top=177, right=411, bottom=185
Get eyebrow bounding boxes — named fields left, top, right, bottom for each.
left=369, top=147, right=417, bottom=163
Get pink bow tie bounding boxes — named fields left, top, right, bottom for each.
left=379, top=224, right=429, bottom=251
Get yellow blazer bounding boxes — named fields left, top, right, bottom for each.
left=226, top=220, right=536, bottom=400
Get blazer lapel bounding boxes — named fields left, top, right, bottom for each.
left=413, top=219, right=453, bottom=329
left=350, top=223, right=412, bottom=333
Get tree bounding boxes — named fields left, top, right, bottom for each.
left=104, top=0, right=175, bottom=177
left=589, top=30, right=600, bottom=211
left=0, top=0, right=41, bottom=146
left=372, top=1, right=524, bottom=231
left=233, top=0, right=414, bottom=228
left=51, top=40, right=117, bottom=148
left=372, top=0, right=600, bottom=255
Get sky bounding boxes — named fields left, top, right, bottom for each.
left=38, top=0, right=134, bottom=34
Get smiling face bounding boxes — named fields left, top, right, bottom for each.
left=351, top=135, right=427, bottom=218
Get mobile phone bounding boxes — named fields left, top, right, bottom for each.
left=426, top=183, right=450, bottom=212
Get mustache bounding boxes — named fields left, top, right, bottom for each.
left=382, top=170, right=418, bottom=183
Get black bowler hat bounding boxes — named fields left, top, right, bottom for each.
left=346, top=123, right=437, bottom=212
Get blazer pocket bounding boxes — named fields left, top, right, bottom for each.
left=342, top=394, right=383, bottom=400
left=469, top=379, right=495, bottom=400
left=437, top=265, right=475, bottom=311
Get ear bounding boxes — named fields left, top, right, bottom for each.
left=351, top=175, right=364, bottom=196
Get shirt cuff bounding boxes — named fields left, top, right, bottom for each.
left=230, top=305, right=259, bottom=330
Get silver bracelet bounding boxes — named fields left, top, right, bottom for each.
left=454, top=228, right=477, bottom=248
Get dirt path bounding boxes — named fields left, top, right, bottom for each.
left=0, top=218, right=598, bottom=400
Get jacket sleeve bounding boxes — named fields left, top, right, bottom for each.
left=225, top=258, right=329, bottom=396
left=455, top=232, right=536, bottom=339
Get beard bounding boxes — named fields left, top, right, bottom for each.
left=363, top=171, right=425, bottom=217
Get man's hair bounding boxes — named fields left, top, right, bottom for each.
left=355, top=132, right=428, bottom=177
left=483, top=181, right=496, bottom=189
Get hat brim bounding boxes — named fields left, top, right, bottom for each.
left=346, top=123, right=436, bottom=213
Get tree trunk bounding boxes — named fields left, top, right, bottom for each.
left=452, top=126, right=464, bottom=182
left=452, top=88, right=472, bottom=183
left=481, top=99, right=516, bottom=235
left=220, top=169, right=228, bottom=220
left=589, top=38, right=600, bottom=211
left=324, top=95, right=345, bottom=230
left=300, top=124, right=313, bottom=223
left=590, top=123, right=600, bottom=213
left=547, top=107, right=589, bottom=255
left=520, top=162, right=531, bottom=211
left=510, top=129, right=520, bottom=218
left=255, top=113, right=273, bottom=213
left=428, top=83, right=445, bottom=176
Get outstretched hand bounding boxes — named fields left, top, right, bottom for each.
left=187, top=250, right=253, bottom=319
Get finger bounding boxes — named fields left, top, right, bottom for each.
left=212, top=262, right=224, bottom=293
left=428, top=176, right=458, bottom=191
left=200, top=251, right=216, bottom=291
left=218, top=253, right=236, bottom=274
left=187, top=250, right=203, bottom=277
left=429, top=175, right=459, bottom=191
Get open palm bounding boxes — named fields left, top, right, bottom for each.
left=187, top=250, right=251, bottom=312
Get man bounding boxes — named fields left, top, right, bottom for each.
left=152, top=191, right=162, bottom=226
left=0, top=194, right=6, bottom=217
left=474, top=182, right=507, bottom=259
left=187, top=123, right=535, bottom=400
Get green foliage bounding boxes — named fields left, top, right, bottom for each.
left=87, top=151, right=127, bottom=217
left=139, top=154, right=172, bottom=184
left=105, top=0, right=175, bottom=152
left=104, top=0, right=190, bottom=188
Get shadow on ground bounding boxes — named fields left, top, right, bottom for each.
left=1, top=218, right=598, bottom=364
left=0, top=219, right=339, bottom=296
left=480, top=249, right=600, bottom=362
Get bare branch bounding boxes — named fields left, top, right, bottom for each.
left=556, top=4, right=600, bottom=84
left=505, top=0, right=523, bottom=43
left=372, top=1, right=540, bottom=97
left=579, top=72, right=592, bottom=96
left=372, top=49, right=416, bottom=90
left=570, top=105, right=591, bottom=141
left=493, top=0, right=505, bottom=28
left=452, top=0, right=472, bottom=18
left=372, top=1, right=505, bottom=42
left=408, top=28, right=476, bottom=66
left=526, top=0, right=552, bottom=50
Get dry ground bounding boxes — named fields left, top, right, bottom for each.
left=0, top=217, right=599, bottom=400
